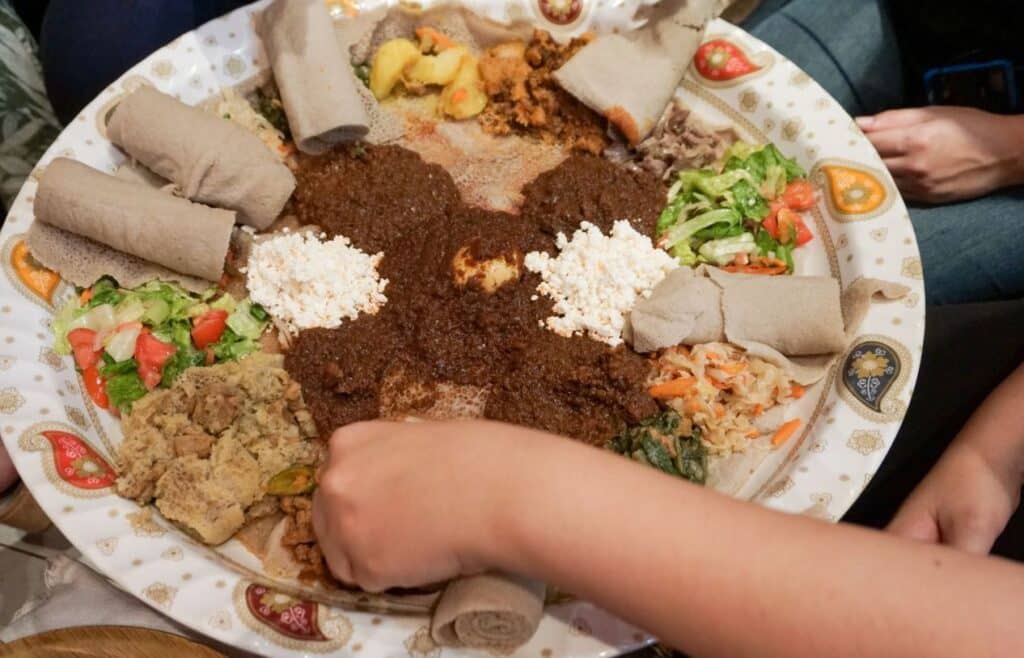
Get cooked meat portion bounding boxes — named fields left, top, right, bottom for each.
left=478, top=30, right=608, bottom=155
left=606, top=101, right=739, bottom=182
left=116, top=353, right=321, bottom=545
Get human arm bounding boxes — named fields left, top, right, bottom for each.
left=0, top=444, right=17, bottom=494
left=888, top=362, right=1024, bottom=552
left=856, top=107, right=1024, bottom=203
left=313, top=420, right=1024, bottom=658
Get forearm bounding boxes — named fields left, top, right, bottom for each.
left=488, top=433, right=1024, bottom=658
left=951, top=362, right=1024, bottom=488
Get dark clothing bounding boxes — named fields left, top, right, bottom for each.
left=845, top=298, right=1024, bottom=561
left=38, top=0, right=249, bottom=123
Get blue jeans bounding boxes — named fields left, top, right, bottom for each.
left=748, top=0, right=1024, bottom=304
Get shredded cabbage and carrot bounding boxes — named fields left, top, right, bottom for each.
left=649, top=342, right=803, bottom=454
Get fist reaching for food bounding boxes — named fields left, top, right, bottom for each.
left=312, top=420, right=522, bottom=592
left=856, top=106, right=1024, bottom=204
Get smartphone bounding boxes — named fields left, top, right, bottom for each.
left=923, top=60, right=1019, bottom=114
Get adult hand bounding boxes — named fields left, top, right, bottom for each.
left=312, top=420, right=540, bottom=592
left=856, top=107, right=1024, bottom=203
left=0, top=443, right=18, bottom=493
left=888, top=441, right=1020, bottom=554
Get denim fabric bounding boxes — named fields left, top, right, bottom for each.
left=749, top=0, right=1024, bottom=304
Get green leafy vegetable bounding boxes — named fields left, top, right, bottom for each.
left=729, top=179, right=770, bottom=220
left=99, top=358, right=138, bottom=378
left=660, top=208, right=741, bottom=252
left=211, top=328, right=260, bottom=362
left=698, top=233, right=757, bottom=266
left=160, top=349, right=205, bottom=388
left=225, top=300, right=267, bottom=340
left=106, top=372, right=148, bottom=413
left=353, top=61, right=371, bottom=89
left=85, top=277, right=123, bottom=309
left=254, top=89, right=291, bottom=139
left=609, top=412, right=708, bottom=485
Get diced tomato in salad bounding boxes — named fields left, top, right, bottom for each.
left=781, top=179, right=817, bottom=211
left=82, top=365, right=109, bottom=409
left=191, top=310, right=229, bottom=350
left=135, top=331, right=177, bottom=391
left=67, top=328, right=101, bottom=371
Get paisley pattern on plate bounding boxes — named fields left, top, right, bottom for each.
left=0, top=3, right=925, bottom=657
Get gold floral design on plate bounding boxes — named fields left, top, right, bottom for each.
left=901, top=257, right=924, bottom=280
left=127, top=509, right=168, bottom=538
left=143, top=582, right=178, bottom=609
left=0, top=387, right=25, bottom=414
left=95, top=537, right=119, bottom=556
left=847, top=430, right=884, bottom=456
left=405, top=627, right=441, bottom=658
left=801, top=493, right=834, bottom=521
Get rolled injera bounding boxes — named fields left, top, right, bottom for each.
left=627, top=267, right=849, bottom=356
left=107, top=85, right=294, bottom=230
left=33, top=158, right=234, bottom=282
left=431, top=573, right=546, bottom=652
left=258, top=0, right=370, bottom=154
left=626, top=266, right=909, bottom=384
left=554, top=0, right=717, bottom=144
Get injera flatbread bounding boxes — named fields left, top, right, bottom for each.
left=554, top=0, right=717, bottom=144
left=33, top=158, right=234, bottom=282
left=626, top=266, right=909, bottom=385
left=258, top=0, right=369, bottom=153
left=25, top=221, right=211, bottom=294
left=431, top=574, right=546, bottom=652
left=107, top=86, right=295, bottom=230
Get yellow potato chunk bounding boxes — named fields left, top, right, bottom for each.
left=440, top=55, right=488, bottom=120
left=452, top=245, right=522, bottom=293
left=406, top=46, right=466, bottom=87
left=369, top=38, right=421, bottom=100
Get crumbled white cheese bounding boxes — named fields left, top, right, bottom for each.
left=524, top=220, right=678, bottom=346
left=246, top=232, right=388, bottom=335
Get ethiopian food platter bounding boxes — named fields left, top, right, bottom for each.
left=0, top=0, right=925, bottom=655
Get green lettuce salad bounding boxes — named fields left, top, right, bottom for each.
left=656, top=142, right=818, bottom=274
left=52, top=278, right=269, bottom=413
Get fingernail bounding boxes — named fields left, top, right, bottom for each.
left=855, top=116, right=874, bottom=129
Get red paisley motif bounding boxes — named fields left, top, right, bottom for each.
left=40, top=430, right=116, bottom=489
left=694, top=39, right=759, bottom=81
left=245, top=584, right=327, bottom=641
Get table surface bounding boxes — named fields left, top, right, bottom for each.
left=0, top=626, right=227, bottom=657
left=0, top=525, right=666, bottom=657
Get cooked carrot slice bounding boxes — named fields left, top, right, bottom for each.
left=649, top=376, right=697, bottom=399
left=790, top=383, right=805, bottom=399
left=771, top=419, right=802, bottom=446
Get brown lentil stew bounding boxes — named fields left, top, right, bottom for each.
left=285, top=144, right=662, bottom=444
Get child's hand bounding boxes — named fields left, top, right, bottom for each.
left=888, top=442, right=1020, bottom=554
left=312, top=420, right=535, bottom=592
left=0, top=444, right=18, bottom=493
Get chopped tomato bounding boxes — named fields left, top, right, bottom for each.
left=781, top=179, right=817, bottom=210
left=82, top=365, right=109, bottom=409
left=762, top=200, right=786, bottom=240
left=776, top=208, right=800, bottom=245
left=135, top=331, right=177, bottom=390
left=794, top=213, right=813, bottom=246
left=67, top=328, right=101, bottom=371
left=191, top=309, right=229, bottom=350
